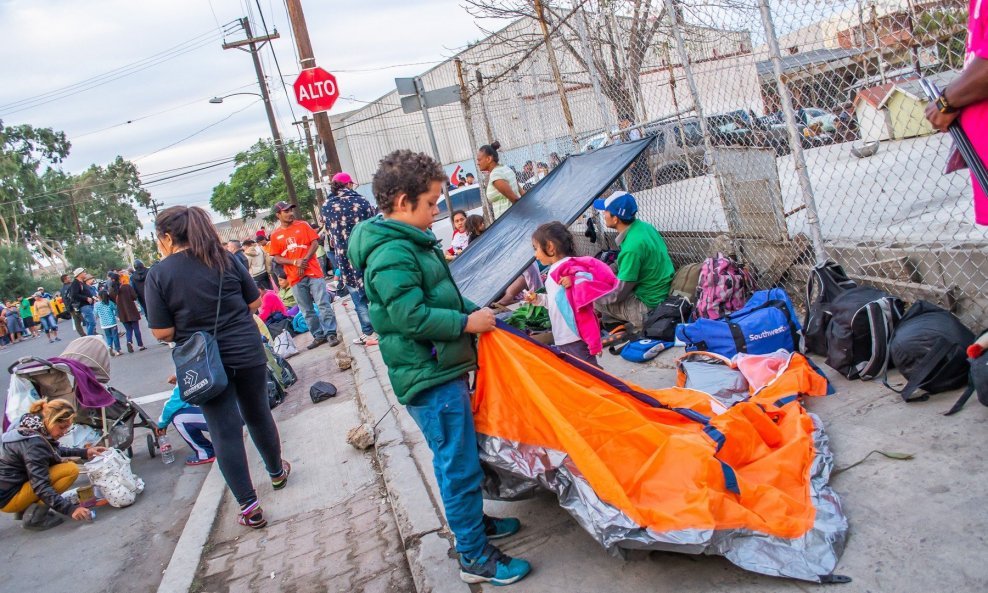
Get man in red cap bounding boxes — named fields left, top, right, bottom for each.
left=268, top=201, right=339, bottom=348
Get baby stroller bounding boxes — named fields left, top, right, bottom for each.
left=3, top=336, right=159, bottom=458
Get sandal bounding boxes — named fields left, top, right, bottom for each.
left=237, top=501, right=267, bottom=529
left=271, top=460, right=291, bottom=490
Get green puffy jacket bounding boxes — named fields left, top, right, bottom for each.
left=348, top=215, right=478, bottom=405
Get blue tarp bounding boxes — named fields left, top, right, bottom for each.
left=450, top=137, right=655, bottom=306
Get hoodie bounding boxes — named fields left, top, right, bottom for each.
left=348, top=215, right=478, bottom=404
left=244, top=244, right=270, bottom=278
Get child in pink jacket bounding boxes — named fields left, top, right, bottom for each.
left=526, top=222, right=618, bottom=367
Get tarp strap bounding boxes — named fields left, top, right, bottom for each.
left=494, top=319, right=742, bottom=495
left=774, top=395, right=799, bottom=408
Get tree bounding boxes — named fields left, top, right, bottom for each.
left=210, top=139, right=315, bottom=220
left=1, top=119, right=152, bottom=275
left=915, top=2, right=968, bottom=72
left=0, top=120, right=70, bottom=244
left=0, top=244, right=37, bottom=299
left=132, top=237, right=160, bottom=267
left=65, top=240, right=126, bottom=277
left=463, top=0, right=671, bottom=122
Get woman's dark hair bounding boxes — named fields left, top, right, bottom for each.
left=532, top=221, right=575, bottom=258
left=98, top=290, right=110, bottom=304
left=372, top=150, right=446, bottom=214
left=451, top=209, right=467, bottom=223
left=466, top=214, right=486, bottom=242
left=155, top=206, right=229, bottom=270
left=479, top=141, right=501, bottom=164
left=330, top=179, right=349, bottom=195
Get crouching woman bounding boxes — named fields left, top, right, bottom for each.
left=0, top=399, right=105, bottom=531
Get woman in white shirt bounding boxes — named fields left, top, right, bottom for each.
left=477, top=141, right=522, bottom=205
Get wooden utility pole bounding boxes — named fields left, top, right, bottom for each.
left=283, top=0, right=342, bottom=178
left=223, top=17, right=299, bottom=206
left=533, top=0, right=579, bottom=151
left=296, top=115, right=325, bottom=203
left=456, top=58, right=494, bottom=225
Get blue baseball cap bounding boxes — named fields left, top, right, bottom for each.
left=593, top=191, right=638, bottom=219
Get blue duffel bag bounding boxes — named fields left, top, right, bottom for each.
left=675, top=288, right=802, bottom=358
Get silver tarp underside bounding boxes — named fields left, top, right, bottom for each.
left=478, top=413, right=848, bottom=582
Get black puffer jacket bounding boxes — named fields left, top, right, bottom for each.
left=0, top=425, right=86, bottom=515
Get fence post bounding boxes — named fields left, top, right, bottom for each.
left=757, top=0, right=828, bottom=265
left=475, top=69, right=496, bottom=143
left=456, top=58, right=495, bottom=225
left=513, top=67, right=537, bottom=167
left=533, top=0, right=579, bottom=152
left=664, top=0, right=739, bottom=238
left=575, top=7, right=613, bottom=136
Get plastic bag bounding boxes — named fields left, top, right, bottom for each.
left=3, top=376, right=39, bottom=430
left=273, top=331, right=298, bottom=359
left=84, top=449, right=145, bottom=508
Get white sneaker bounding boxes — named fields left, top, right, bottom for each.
left=353, top=333, right=378, bottom=345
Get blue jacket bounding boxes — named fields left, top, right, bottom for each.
left=157, top=387, right=192, bottom=429
left=92, top=300, right=118, bottom=328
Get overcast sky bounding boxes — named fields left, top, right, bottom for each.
left=0, top=0, right=506, bottom=228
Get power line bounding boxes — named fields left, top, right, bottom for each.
left=254, top=0, right=301, bottom=140
left=71, top=81, right=258, bottom=139
left=0, top=31, right=226, bottom=117
left=133, top=98, right=262, bottom=162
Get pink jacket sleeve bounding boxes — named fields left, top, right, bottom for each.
left=550, top=257, right=618, bottom=309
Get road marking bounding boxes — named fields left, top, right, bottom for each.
left=132, top=390, right=172, bottom=405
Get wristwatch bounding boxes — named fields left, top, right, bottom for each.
left=936, top=90, right=958, bottom=114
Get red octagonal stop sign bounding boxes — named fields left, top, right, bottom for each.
left=293, top=67, right=339, bottom=114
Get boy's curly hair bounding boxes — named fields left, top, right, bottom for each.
left=372, top=150, right=446, bottom=214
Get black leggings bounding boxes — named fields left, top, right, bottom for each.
left=199, top=364, right=282, bottom=507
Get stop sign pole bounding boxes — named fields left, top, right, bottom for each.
left=284, top=0, right=342, bottom=179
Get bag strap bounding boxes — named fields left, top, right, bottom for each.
left=945, top=378, right=976, bottom=416
left=883, top=336, right=952, bottom=402
left=213, top=269, right=224, bottom=337
left=858, top=300, right=892, bottom=380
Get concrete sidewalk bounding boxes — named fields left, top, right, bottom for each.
left=158, top=307, right=414, bottom=593
left=336, top=304, right=988, bottom=593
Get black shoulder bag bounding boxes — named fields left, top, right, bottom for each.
left=172, top=271, right=228, bottom=405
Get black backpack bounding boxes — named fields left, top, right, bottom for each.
left=803, top=261, right=857, bottom=356
left=946, top=333, right=988, bottom=415
left=641, top=295, right=693, bottom=342
left=885, top=301, right=975, bottom=402
left=825, top=286, right=905, bottom=380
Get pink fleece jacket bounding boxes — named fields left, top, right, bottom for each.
left=550, top=257, right=618, bottom=355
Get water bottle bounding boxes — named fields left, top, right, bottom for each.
left=159, top=434, right=175, bottom=465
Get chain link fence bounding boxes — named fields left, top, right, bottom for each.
left=333, top=0, right=982, bottom=326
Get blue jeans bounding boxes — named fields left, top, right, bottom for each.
left=405, top=377, right=487, bottom=558
left=292, top=275, right=337, bottom=340
left=80, top=305, right=96, bottom=335
left=123, top=320, right=144, bottom=347
left=347, top=285, right=374, bottom=336
left=102, top=327, right=120, bottom=352
left=172, top=407, right=214, bottom=460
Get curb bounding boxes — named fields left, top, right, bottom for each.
left=157, top=462, right=225, bottom=593
left=335, top=302, right=470, bottom=593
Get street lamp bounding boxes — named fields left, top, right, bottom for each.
left=208, top=92, right=262, bottom=104
left=208, top=79, right=299, bottom=207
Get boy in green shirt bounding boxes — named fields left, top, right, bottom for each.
left=348, top=150, right=532, bottom=586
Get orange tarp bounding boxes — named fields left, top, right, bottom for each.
left=473, top=328, right=829, bottom=539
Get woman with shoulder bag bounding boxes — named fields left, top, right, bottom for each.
left=144, top=206, right=289, bottom=529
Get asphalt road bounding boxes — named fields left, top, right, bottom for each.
left=0, top=318, right=211, bottom=593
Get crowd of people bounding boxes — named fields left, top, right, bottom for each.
left=0, top=143, right=674, bottom=585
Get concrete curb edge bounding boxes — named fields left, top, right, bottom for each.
left=335, top=302, right=469, bottom=593
left=157, top=462, right=225, bottom=593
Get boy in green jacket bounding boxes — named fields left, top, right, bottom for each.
left=349, top=150, right=531, bottom=586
